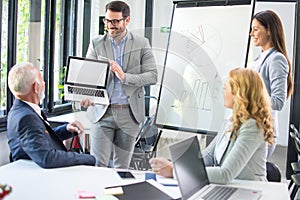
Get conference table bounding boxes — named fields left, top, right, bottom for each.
left=0, top=160, right=289, bottom=199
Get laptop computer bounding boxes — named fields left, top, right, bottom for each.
left=64, top=56, right=110, bottom=105
left=169, top=136, right=262, bottom=200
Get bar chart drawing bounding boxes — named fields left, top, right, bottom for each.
left=170, top=70, right=222, bottom=111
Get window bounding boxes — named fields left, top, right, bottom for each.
left=0, top=0, right=82, bottom=130
left=0, top=0, right=8, bottom=117
left=53, top=0, right=78, bottom=107
left=16, top=0, right=30, bottom=63
left=45, top=0, right=79, bottom=112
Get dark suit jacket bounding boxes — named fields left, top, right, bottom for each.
left=7, top=99, right=95, bottom=168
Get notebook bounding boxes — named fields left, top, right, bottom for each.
left=169, top=136, right=262, bottom=200
left=106, top=180, right=176, bottom=200
left=64, top=56, right=110, bottom=105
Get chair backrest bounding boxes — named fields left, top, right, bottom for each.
left=140, top=116, right=158, bottom=144
left=9, top=152, right=13, bottom=163
left=135, top=96, right=159, bottom=149
left=130, top=96, right=160, bottom=170
left=290, top=124, right=300, bottom=154
left=266, top=161, right=281, bottom=182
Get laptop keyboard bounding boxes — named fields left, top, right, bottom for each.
left=202, top=186, right=237, bottom=200
left=68, top=86, right=105, bottom=97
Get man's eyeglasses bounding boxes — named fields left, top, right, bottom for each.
left=103, top=18, right=126, bottom=25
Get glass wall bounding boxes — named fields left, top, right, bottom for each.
left=53, top=0, right=80, bottom=108
left=54, top=1, right=63, bottom=105
left=0, top=0, right=82, bottom=129
left=0, top=0, right=153, bottom=130
left=16, top=0, right=30, bottom=63
left=0, top=0, right=8, bottom=117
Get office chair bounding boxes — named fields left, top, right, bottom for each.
left=130, top=96, right=161, bottom=170
left=288, top=124, right=300, bottom=199
left=266, top=161, right=281, bottom=182
left=9, top=152, right=13, bottom=163
left=291, top=173, right=300, bottom=200
left=130, top=123, right=162, bottom=170
left=289, top=124, right=300, bottom=175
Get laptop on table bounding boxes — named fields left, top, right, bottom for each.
left=64, top=56, right=110, bottom=105
left=169, top=136, right=262, bottom=200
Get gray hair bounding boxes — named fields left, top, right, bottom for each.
left=8, top=62, right=40, bottom=96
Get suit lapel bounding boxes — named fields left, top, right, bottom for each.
left=103, top=35, right=114, bottom=60
left=102, top=36, right=115, bottom=97
left=258, top=48, right=276, bottom=73
left=14, top=99, right=67, bottom=151
left=100, top=33, right=134, bottom=95
left=41, top=120, right=67, bottom=151
left=123, top=33, right=133, bottom=72
left=41, top=111, right=49, bottom=123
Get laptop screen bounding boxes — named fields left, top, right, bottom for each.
left=65, top=56, right=109, bottom=88
left=169, top=136, right=209, bottom=200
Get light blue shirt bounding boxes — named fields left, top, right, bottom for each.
left=109, top=33, right=129, bottom=105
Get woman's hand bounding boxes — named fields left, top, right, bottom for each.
left=149, top=157, right=174, bottom=178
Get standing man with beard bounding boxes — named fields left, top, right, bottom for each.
left=80, top=1, right=157, bottom=168
left=7, top=63, right=96, bottom=168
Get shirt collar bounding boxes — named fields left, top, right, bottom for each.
left=22, top=100, right=42, bottom=118
left=109, top=30, right=128, bottom=44
left=260, top=47, right=273, bottom=60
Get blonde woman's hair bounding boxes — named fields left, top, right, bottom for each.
left=228, top=68, right=274, bottom=144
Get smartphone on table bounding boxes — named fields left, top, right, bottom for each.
left=117, top=171, right=135, bottom=179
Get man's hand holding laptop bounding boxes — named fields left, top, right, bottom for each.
left=79, top=59, right=125, bottom=108
left=80, top=98, right=95, bottom=108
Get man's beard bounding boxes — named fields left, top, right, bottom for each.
left=108, top=26, right=126, bottom=38
left=38, top=85, right=45, bottom=102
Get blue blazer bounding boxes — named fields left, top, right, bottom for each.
left=7, top=99, right=95, bottom=168
left=251, top=48, right=288, bottom=111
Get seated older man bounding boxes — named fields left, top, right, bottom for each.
left=7, top=62, right=95, bottom=168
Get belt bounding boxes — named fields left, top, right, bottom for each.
left=110, top=104, right=130, bottom=109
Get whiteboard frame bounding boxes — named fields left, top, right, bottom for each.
left=154, top=0, right=255, bottom=134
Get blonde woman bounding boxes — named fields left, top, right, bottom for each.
left=150, top=68, right=274, bottom=184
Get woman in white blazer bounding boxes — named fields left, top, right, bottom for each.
left=149, top=68, right=274, bottom=184
left=249, top=10, right=294, bottom=158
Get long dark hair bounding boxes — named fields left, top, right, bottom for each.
left=253, top=10, right=293, bottom=99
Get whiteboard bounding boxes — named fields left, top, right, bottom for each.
left=155, top=0, right=254, bottom=133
